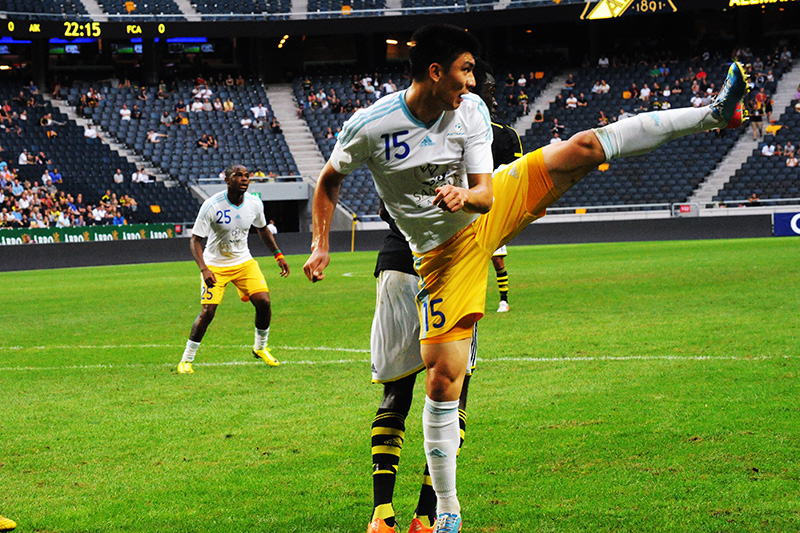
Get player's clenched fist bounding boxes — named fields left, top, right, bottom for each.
left=303, top=249, right=330, bottom=282
left=433, top=185, right=469, bottom=213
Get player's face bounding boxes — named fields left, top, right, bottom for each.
left=226, top=166, right=250, bottom=193
left=434, top=52, right=476, bottom=111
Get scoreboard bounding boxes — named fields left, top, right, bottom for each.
left=4, top=20, right=188, bottom=39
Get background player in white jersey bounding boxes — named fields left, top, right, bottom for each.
left=304, top=23, right=747, bottom=533
left=177, top=164, right=290, bottom=374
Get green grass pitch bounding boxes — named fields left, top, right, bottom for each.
left=1, top=237, right=798, bottom=532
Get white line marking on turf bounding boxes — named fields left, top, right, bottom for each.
left=0, top=346, right=793, bottom=373
left=0, top=344, right=370, bottom=353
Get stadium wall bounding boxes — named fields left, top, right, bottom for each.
left=0, top=215, right=776, bottom=272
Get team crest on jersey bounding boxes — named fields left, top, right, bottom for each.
left=446, top=123, right=465, bottom=137
left=420, top=135, right=435, bottom=147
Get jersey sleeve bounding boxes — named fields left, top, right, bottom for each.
left=251, top=195, right=267, bottom=228
left=192, top=201, right=212, bottom=237
left=329, top=109, right=371, bottom=175
left=463, top=97, right=494, bottom=175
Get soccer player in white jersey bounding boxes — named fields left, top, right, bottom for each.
left=304, top=24, right=747, bottom=533
left=177, top=164, right=290, bottom=374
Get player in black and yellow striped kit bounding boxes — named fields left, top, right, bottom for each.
left=475, top=59, right=524, bottom=313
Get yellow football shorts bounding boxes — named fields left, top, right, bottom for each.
left=200, top=259, right=269, bottom=305
left=414, top=148, right=559, bottom=344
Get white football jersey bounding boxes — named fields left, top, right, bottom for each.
left=330, top=90, right=493, bottom=253
left=192, top=191, right=266, bottom=267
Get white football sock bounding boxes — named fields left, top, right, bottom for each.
left=423, top=396, right=461, bottom=515
left=254, top=327, right=269, bottom=351
left=181, top=340, right=200, bottom=363
left=593, top=105, right=725, bottom=161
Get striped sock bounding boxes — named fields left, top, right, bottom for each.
left=496, top=267, right=509, bottom=303
left=371, top=409, right=406, bottom=527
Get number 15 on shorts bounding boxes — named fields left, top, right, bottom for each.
left=422, top=297, right=446, bottom=333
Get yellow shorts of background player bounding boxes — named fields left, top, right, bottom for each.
left=413, top=148, right=560, bottom=345
left=200, top=258, right=269, bottom=305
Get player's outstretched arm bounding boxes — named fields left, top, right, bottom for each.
left=256, top=225, right=289, bottom=277
left=303, top=161, right=346, bottom=282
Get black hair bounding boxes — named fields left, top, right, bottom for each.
left=408, top=24, right=481, bottom=81
left=472, top=57, right=494, bottom=92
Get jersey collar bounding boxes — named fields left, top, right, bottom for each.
left=400, top=89, right=443, bottom=129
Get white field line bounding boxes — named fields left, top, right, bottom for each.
left=0, top=344, right=793, bottom=372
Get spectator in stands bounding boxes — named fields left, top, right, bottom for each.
left=533, top=109, right=544, bottom=123
left=235, top=75, right=245, bottom=87
left=213, top=98, right=223, bottom=112
left=84, top=123, right=101, bottom=142
left=267, top=219, right=278, bottom=234
left=787, top=151, right=798, bottom=168
left=156, top=81, right=168, bottom=100
left=774, top=144, right=783, bottom=158
left=161, top=111, right=172, bottom=127
left=761, top=141, right=775, bottom=156
left=747, top=193, right=760, bottom=206
left=18, top=150, right=28, bottom=165
left=90, top=203, right=107, bottom=224
left=551, top=118, right=566, bottom=136
left=301, top=76, right=313, bottom=93
left=325, top=127, right=335, bottom=139
left=112, top=211, right=126, bottom=225
left=252, top=117, right=265, bottom=130
left=34, top=151, right=51, bottom=166
left=597, top=110, right=610, bottom=127
left=597, top=55, right=609, bottom=68
left=202, top=98, right=213, bottom=112
left=197, top=134, right=217, bottom=150
left=137, top=87, right=148, bottom=102
left=639, top=84, right=651, bottom=102
left=132, top=168, right=153, bottom=183
left=550, top=132, right=563, bottom=144
left=225, top=74, right=235, bottom=87
left=190, top=99, right=204, bottom=113
left=576, top=93, right=588, bottom=107
left=56, top=209, right=71, bottom=227
left=251, top=103, right=269, bottom=119
left=516, top=74, right=526, bottom=88
left=270, top=118, right=282, bottom=134
left=223, top=98, right=234, bottom=112
left=86, top=87, right=102, bottom=106
left=749, top=101, right=764, bottom=139
left=382, top=79, right=397, bottom=94
left=113, top=168, right=124, bottom=184
left=240, top=116, right=253, bottom=129
left=517, top=90, right=529, bottom=114
left=147, top=130, right=167, bottom=143
left=785, top=140, right=795, bottom=155
left=49, top=168, right=62, bottom=184
left=120, top=104, right=132, bottom=121
left=175, top=100, right=187, bottom=113
left=564, top=74, right=575, bottom=90
left=691, top=93, right=704, bottom=108
left=565, top=93, right=577, bottom=109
